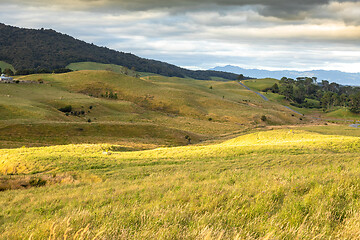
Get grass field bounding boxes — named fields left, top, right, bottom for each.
left=242, top=78, right=278, bottom=92
left=324, top=108, right=360, bottom=120
left=1, top=69, right=360, bottom=239
left=1, top=129, right=360, bottom=239
left=0, top=61, right=15, bottom=72
left=66, top=62, right=135, bottom=76
left=0, top=70, right=306, bottom=148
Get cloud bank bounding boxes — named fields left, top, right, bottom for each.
left=1, top=0, right=360, bottom=73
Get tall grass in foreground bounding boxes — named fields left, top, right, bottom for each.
left=1, top=129, right=360, bottom=239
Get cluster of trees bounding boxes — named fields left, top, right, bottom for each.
left=101, top=91, right=118, bottom=100
left=264, top=77, right=360, bottom=113
left=0, top=67, right=72, bottom=76
left=0, top=68, right=15, bottom=76
left=15, top=68, right=72, bottom=75
left=0, top=23, right=242, bottom=80
left=58, top=105, right=93, bottom=117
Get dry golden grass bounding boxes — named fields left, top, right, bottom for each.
left=1, top=129, right=360, bottom=239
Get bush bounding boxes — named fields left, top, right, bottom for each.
left=185, top=135, right=191, bottom=144
left=261, top=115, right=267, bottom=121
left=58, top=105, right=72, bottom=113
left=29, top=178, right=46, bottom=187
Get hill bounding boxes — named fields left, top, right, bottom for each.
left=0, top=71, right=306, bottom=148
left=211, top=65, right=360, bottom=85
left=0, top=23, right=239, bottom=80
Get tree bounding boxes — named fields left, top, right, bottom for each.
left=271, top=83, right=279, bottom=93
left=280, top=77, right=288, bottom=83
left=279, top=84, right=293, bottom=100
left=237, top=74, right=244, bottom=81
left=349, top=92, right=360, bottom=113
left=321, top=80, right=330, bottom=91
left=340, top=93, right=348, bottom=107
left=3, top=68, right=14, bottom=76
left=321, top=92, right=333, bottom=109
left=331, top=93, right=340, bottom=106
left=293, top=85, right=306, bottom=103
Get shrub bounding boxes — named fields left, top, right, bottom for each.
left=185, top=135, right=191, bottom=144
left=58, top=105, right=72, bottom=113
left=29, top=178, right=46, bottom=187
left=261, top=115, right=267, bottom=121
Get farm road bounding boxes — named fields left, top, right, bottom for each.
left=238, top=81, right=303, bottom=116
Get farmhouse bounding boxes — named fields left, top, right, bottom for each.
left=0, top=74, right=13, bottom=83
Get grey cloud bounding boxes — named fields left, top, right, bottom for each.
left=1, top=0, right=360, bottom=73
left=0, top=0, right=350, bottom=19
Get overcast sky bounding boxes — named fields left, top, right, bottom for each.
left=1, top=0, right=360, bottom=72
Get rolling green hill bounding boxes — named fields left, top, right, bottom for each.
left=0, top=61, right=15, bottom=72
left=67, top=62, right=131, bottom=75
left=242, top=78, right=279, bottom=92
left=0, top=70, right=304, bottom=148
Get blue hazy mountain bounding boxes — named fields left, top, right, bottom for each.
left=211, top=65, right=360, bottom=85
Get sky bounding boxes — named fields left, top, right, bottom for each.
left=0, top=0, right=360, bottom=72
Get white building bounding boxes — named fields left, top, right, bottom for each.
left=0, top=74, right=13, bottom=83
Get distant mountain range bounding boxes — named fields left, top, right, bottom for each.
left=211, top=65, right=360, bottom=85
left=0, top=23, right=239, bottom=80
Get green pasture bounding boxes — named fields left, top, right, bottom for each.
left=1, top=129, right=360, bottom=239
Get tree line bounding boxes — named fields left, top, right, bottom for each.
left=0, top=67, right=72, bottom=76
left=263, top=77, right=360, bottom=113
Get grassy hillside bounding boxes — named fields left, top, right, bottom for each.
left=67, top=62, right=132, bottom=75
left=242, top=78, right=278, bottom=92
left=1, top=129, right=360, bottom=239
left=0, top=61, right=15, bottom=72
left=0, top=70, right=305, bottom=148
left=325, top=108, right=360, bottom=120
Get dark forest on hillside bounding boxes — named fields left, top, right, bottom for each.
left=0, top=23, right=240, bottom=80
